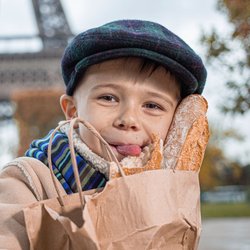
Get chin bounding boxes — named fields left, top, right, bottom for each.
left=107, top=145, right=125, bottom=162
left=115, top=154, right=125, bottom=162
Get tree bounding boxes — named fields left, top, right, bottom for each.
left=199, top=144, right=222, bottom=190
left=199, top=125, right=244, bottom=190
left=201, top=0, right=250, bottom=114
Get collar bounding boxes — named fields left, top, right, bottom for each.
left=59, top=122, right=110, bottom=179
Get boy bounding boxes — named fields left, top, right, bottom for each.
left=0, top=20, right=207, bottom=249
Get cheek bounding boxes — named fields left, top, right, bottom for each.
left=144, top=113, right=174, bottom=140
left=158, top=118, right=172, bottom=138
left=77, top=102, right=104, bottom=130
left=76, top=104, right=112, bottom=157
left=78, top=123, right=105, bottom=158
left=75, top=104, right=99, bottom=150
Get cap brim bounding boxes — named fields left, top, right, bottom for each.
left=67, top=48, right=199, bottom=97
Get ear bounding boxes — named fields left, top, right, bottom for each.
left=60, top=94, right=77, bottom=120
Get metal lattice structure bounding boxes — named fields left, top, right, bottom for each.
left=32, top=0, right=73, bottom=51
left=0, top=0, right=73, bottom=104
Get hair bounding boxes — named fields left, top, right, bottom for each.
left=127, top=57, right=181, bottom=101
left=138, top=58, right=166, bottom=76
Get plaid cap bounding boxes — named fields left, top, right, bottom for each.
left=61, top=19, right=207, bottom=97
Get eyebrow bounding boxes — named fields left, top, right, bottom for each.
left=91, top=83, right=174, bottom=107
left=145, top=91, right=174, bottom=107
left=91, top=83, right=123, bottom=91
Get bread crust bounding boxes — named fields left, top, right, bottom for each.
left=110, top=94, right=209, bottom=178
left=164, top=94, right=209, bottom=171
left=111, top=134, right=163, bottom=178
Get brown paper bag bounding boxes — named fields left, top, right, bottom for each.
left=23, top=95, right=208, bottom=250
left=24, top=170, right=200, bottom=250
left=23, top=189, right=100, bottom=250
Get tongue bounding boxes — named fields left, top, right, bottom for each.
left=116, top=144, right=141, bottom=157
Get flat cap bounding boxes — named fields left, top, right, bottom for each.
left=61, top=19, right=207, bottom=97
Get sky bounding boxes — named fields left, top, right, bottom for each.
left=0, top=0, right=249, bottom=165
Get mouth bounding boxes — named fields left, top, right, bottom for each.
left=109, top=144, right=142, bottom=157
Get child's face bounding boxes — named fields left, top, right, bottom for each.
left=61, top=58, right=180, bottom=161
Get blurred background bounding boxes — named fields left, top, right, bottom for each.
left=0, top=0, right=249, bottom=249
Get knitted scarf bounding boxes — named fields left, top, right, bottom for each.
left=25, top=130, right=107, bottom=194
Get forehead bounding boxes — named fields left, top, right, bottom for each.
left=75, top=57, right=180, bottom=99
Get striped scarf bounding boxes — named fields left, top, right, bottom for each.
left=25, top=130, right=107, bottom=194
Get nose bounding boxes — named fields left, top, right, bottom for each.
left=113, top=107, right=140, bottom=131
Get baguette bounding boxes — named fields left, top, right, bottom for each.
left=110, top=94, right=209, bottom=179
left=164, top=94, right=209, bottom=171
left=110, top=134, right=163, bottom=179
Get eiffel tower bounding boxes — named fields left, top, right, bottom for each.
left=0, top=0, right=73, bottom=120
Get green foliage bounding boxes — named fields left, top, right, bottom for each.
left=200, top=126, right=245, bottom=190
left=200, top=145, right=222, bottom=190
left=200, top=29, right=230, bottom=59
left=201, top=202, right=250, bottom=218
left=201, top=0, right=250, bottom=114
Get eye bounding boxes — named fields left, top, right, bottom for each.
left=98, top=95, right=117, bottom=102
left=98, top=94, right=118, bottom=104
left=144, top=102, right=163, bottom=110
